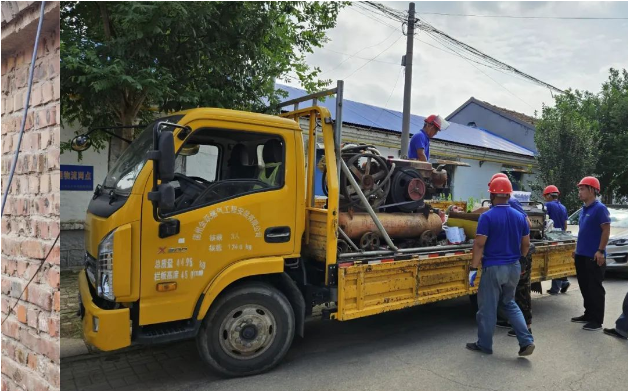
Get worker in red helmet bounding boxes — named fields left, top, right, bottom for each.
left=467, top=177, right=535, bottom=357
left=488, top=173, right=528, bottom=218
left=407, top=114, right=450, bottom=161
left=572, top=176, right=610, bottom=331
left=543, top=185, right=571, bottom=295
left=488, top=173, right=533, bottom=335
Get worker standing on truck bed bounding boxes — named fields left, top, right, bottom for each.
left=407, top=115, right=449, bottom=161
left=543, top=185, right=571, bottom=295
left=467, top=176, right=535, bottom=356
left=488, top=173, right=533, bottom=337
left=572, top=176, right=610, bottom=331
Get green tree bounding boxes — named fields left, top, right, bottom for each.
left=534, top=68, right=628, bottom=211
left=61, top=1, right=346, bottom=167
left=534, top=90, right=600, bottom=212
left=593, top=69, right=628, bottom=203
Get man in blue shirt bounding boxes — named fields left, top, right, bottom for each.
left=407, top=114, right=449, bottom=161
left=571, top=176, right=610, bottom=331
left=543, top=185, right=571, bottom=295
left=488, top=173, right=533, bottom=335
left=467, top=177, right=535, bottom=356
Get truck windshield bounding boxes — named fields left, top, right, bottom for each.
left=103, top=115, right=184, bottom=195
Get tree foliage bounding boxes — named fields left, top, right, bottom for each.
left=61, top=1, right=347, bottom=166
left=534, top=68, right=627, bottom=212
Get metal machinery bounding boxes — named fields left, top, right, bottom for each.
left=321, top=144, right=448, bottom=253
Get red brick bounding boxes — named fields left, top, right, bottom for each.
left=24, top=111, right=34, bottom=131
left=52, top=77, right=59, bottom=101
left=27, top=285, right=51, bottom=311
left=14, top=347, right=26, bottom=365
left=40, top=82, right=53, bottom=105
left=2, top=318, right=21, bottom=340
left=38, top=336, right=59, bottom=364
left=27, top=308, right=40, bottom=329
left=50, top=171, right=59, bottom=192
left=28, top=84, right=41, bottom=106
left=13, top=90, right=23, bottom=111
left=28, top=175, right=39, bottom=194
left=46, top=148, right=59, bottom=170
left=1, top=279, right=11, bottom=295
left=16, top=305, right=26, bottom=324
left=48, top=246, right=60, bottom=266
left=52, top=291, right=59, bottom=312
left=43, top=359, right=60, bottom=387
left=46, top=268, right=59, bottom=289
left=21, top=240, right=45, bottom=259
left=47, top=317, right=58, bottom=338
left=37, top=312, right=48, bottom=334
left=27, top=353, right=37, bottom=371
left=39, top=174, right=50, bottom=194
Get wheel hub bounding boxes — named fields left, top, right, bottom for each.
left=219, top=305, right=276, bottom=360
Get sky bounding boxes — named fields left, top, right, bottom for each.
left=283, top=1, right=628, bottom=120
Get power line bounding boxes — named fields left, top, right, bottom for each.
left=320, top=47, right=400, bottom=65
left=418, top=12, right=627, bottom=20
left=360, top=1, right=564, bottom=93
left=420, top=29, right=537, bottom=110
left=322, top=27, right=401, bottom=74
left=340, top=35, right=403, bottom=81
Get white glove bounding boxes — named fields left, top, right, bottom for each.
left=469, top=270, right=478, bottom=287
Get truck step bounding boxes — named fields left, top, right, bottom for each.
left=134, top=320, right=199, bottom=345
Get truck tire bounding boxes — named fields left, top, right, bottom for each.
left=196, top=282, right=295, bottom=377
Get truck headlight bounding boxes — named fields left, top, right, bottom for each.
left=97, top=230, right=115, bottom=301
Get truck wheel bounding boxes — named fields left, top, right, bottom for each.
left=196, top=282, right=295, bottom=377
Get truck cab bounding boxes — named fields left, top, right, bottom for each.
left=79, top=107, right=319, bottom=376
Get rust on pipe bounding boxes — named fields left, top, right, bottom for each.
left=339, top=212, right=443, bottom=240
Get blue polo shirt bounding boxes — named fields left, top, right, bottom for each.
left=545, top=200, right=568, bottom=229
left=476, top=204, right=530, bottom=267
left=408, top=130, right=430, bottom=160
left=576, top=200, right=610, bottom=257
left=508, top=196, right=527, bottom=216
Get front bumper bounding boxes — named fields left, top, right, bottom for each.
left=78, top=270, right=131, bottom=351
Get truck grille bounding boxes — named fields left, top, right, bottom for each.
left=85, top=252, right=97, bottom=286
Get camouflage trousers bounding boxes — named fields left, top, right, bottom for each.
left=498, top=254, right=532, bottom=325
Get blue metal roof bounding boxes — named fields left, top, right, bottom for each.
left=276, top=84, right=534, bottom=157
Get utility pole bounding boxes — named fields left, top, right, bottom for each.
left=400, top=2, right=415, bottom=158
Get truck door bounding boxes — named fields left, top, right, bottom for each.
left=139, top=121, right=298, bottom=325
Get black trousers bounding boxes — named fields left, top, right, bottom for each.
left=575, top=254, right=606, bottom=324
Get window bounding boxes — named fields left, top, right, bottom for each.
left=164, top=128, right=285, bottom=215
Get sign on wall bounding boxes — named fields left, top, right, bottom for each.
left=61, top=165, right=94, bottom=191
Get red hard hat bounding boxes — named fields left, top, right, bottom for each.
left=489, top=177, right=513, bottom=194
left=577, top=176, right=600, bottom=192
left=424, top=114, right=449, bottom=131
left=488, top=173, right=508, bottom=187
left=543, top=185, right=560, bottom=195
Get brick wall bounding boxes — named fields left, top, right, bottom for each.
left=1, top=3, right=60, bottom=391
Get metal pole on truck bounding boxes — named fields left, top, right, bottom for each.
left=400, top=2, right=415, bottom=159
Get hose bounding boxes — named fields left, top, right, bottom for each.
left=1, top=1, right=46, bottom=216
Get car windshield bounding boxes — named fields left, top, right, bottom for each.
left=567, top=206, right=627, bottom=228
left=103, top=115, right=184, bottom=195
left=609, top=208, right=628, bottom=228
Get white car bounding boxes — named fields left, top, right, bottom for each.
left=566, top=205, right=628, bottom=274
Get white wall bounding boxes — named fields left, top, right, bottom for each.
left=452, top=158, right=502, bottom=202
left=60, top=124, right=109, bottom=228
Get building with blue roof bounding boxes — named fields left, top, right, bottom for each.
left=277, top=84, right=537, bottom=201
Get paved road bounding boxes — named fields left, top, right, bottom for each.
left=61, top=277, right=628, bottom=391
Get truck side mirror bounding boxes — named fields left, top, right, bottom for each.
left=157, top=131, right=175, bottom=182
left=71, top=135, right=92, bottom=152
left=157, top=183, right=175, bottom=211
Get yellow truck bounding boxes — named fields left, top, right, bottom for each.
left=74, top=83, right=576, bottom=377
